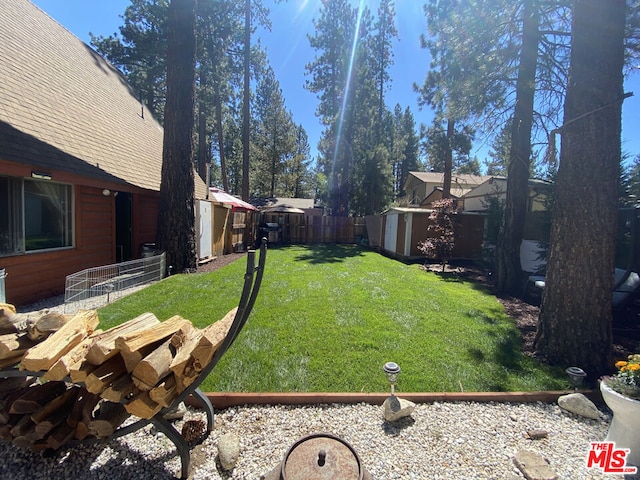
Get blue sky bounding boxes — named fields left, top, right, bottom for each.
left=32, top=0, right=640, bottom=168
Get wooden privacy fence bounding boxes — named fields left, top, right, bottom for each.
left=259, top=214, right=367, bottom=245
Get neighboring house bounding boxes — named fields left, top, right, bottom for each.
left=392, top=172, right=554, bottom=264
left=402, top=172, right=495, bottom=206
left=420, top=187, right=473, bottom=210
left=0, top=0, right=207, bottom=306
left=461, top=177, right=552, bottom=213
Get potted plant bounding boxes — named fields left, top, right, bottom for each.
left=600, top=353, right=640, bottom=467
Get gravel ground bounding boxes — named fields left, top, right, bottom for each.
left=6, top=254, right=640, bottom=479
left=0, top=400, right=636, bottom=479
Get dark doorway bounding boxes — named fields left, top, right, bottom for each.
left=115, top=192, right=132, bottom=262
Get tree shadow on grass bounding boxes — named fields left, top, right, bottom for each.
left=293, top=244, right=366, bottom=264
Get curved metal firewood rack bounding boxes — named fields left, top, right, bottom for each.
left=0, top=240, right=267, bottom=479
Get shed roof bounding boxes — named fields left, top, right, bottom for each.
left=0, top=0, right=207, bottom=197
left=209, top=188, right=258, bottom=211
left=252, top=197, right=316, bottom=210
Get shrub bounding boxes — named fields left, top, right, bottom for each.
left=418, top=198, right=456, bottom=271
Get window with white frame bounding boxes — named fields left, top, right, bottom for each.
left=0, top=175, right=73, bottom=256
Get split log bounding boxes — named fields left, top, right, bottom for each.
left=69, top=391, right=100, bottom=441
left=0, top=380, right=36, bottom=423
left=12, top=417, right=48, bottom=450
left=149, top=374, right=178, bottom=408
left=0, top=415, right=21, bottom=440
left=0, top=377, right=34, bottom=402
left=34, top=406, right=70, bottom=438
left=124, top=390, right=162, bottom=419
left=131, top=376, right=155, bottom=392
left=0, top=303, right=16, bottom=315
left=69, top=360, right=98, bottom=383
left=1, top=310, right=58, bottom=336
left=42, top=332, right=102, bottom=382
left=30, top=386, right=80, bottom=424
left=12, top=432, right=40, bottom=449
left=132, top=322, right=193, bottom=388
left=115, top=315, right=192, bottom=372
left=89, top=401, right=129, bottom=437
left=84, top=355, right=127, bottom=395
left=10, top=414, right=34, bottom=438
left=67, top=390, right=100, bottom=428
left=101, top=374, right=138, bottom=403
left=21, top=310, right=99, bottom=372
left=0, top=304, right=20, bottom=334
left=27, top=312, right=72, bottom=341
left=0, top=356, right=23, bottom=369
left=9, top=381, right=67, bottom=414
left=170, top=308, right=236, bottom=392
left=46, top=422, right=75, bottom=450
left=0, top=333, right=36, bottom=359
left=84, top=313, right=160, bottom=365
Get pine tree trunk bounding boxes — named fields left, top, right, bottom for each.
left=214, top=80, right=229, bottom=192
left=535, top=0, right=625, bottom=377
left=157, top=0, right=197, bottom=273
left=495, top=0, right=538, bottom=295
left=197, top=69, right=208, bottom=184
left=241, top=0, right=251, bottom=201
left=442, top=119, right=454, bottom=198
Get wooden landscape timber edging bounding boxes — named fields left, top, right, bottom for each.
left=0, top=242, right=268, bottom=480
left=195, top=390, right=602, bottom=410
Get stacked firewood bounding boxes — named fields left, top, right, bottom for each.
left=0, top=303, right=235, bottom=451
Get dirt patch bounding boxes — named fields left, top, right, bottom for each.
left=196, top=253, right=247, bottom=274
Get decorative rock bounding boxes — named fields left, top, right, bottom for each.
left=383, top=396, right=415, bottom=422
left=513, top=449, right=558, bottom=480
left=557, top=393, right=600, bottom=420
left=526, top=429, right=548, bottom=440
left=218, top=432, right=240, bottom=471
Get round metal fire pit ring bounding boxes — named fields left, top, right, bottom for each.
left=263, top=432, right=371, bottom=480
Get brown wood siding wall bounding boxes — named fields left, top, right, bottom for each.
left=134, top=192, right=159, bottom=257
left=398, top=212, right=485, bottom=260
left=452, top=215, right=485, bottom=259
left=410, top=214, right=431, bottom=257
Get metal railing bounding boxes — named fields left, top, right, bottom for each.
left=64, top=253, right=165, bottom=312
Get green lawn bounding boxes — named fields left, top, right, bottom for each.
left=97, top=244, right=568, bottom=393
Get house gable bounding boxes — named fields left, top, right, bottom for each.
left=403, top=171, right=494, bottom=205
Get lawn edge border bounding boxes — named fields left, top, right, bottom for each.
left=191, top=390, right=601, bottom=409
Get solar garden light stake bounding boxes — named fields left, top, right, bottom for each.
left=566, top=366, right=587, bottom=391
left=383, top=362, right=401, bottom=412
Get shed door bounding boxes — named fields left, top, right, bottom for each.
left=384, top=214, right=398, bottom=254
left=197, top=200, right=212, bottom=260
left=404, top=212, right=413, bottom=257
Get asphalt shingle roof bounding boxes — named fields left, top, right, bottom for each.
left=0, top=0, right=166, bottom=192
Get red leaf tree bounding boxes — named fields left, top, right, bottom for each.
left=418, top=198, right=456, bottom=272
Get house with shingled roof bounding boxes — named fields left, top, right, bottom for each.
left=0, top=0, right=208, bottom=306
left=402, top=171, right=494, bottom=206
